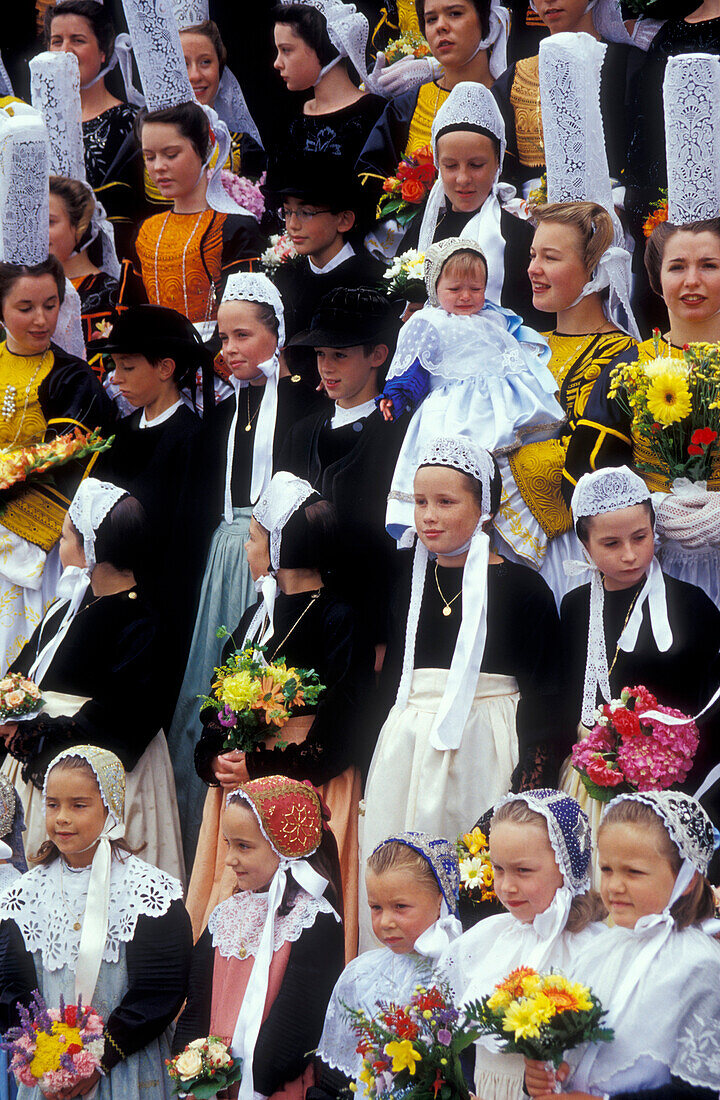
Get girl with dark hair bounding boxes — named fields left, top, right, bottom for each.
left=188, top=473, right=373, bottom=958
left=270, top=1, right=385, bottom=164
left=358, top=0, right=506, bottom=181
left=0, top=480, right=186, bottom=880
left=174, top=776, right=345, bottom=1100
left=45, top=0, right=143, bottom=260
left=360, top=437, right=562, bottom=949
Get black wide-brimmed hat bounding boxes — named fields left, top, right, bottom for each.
left=288, top=287, right=401, bottom=349
left=263, top=153, right=374, bottom=225
left=95, top=305, right=210, bottom=360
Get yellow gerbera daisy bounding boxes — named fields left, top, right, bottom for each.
left=646, top=373, right=692, bottom=425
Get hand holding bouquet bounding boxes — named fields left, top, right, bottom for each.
left=571, top=684, right=698, bottom=801
left=2, top=990, right=104, bottom=1096
left=457, top=826, right=496, bottom=905
left=475, top=967, right=612, bottom=1089
left=0, top=673, right=43, bottom=721
left=345, top=981, right=486, bottom=1100
left=198, top=632, right=324, bottom=753
left=167, top=1037, right=242, bottom=1098
left=383, top=30, right=432, bottom=65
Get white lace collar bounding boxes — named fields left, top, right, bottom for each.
left=208, top=886, right=335, bottom=961
left=0, top=854, right=183, bottom=971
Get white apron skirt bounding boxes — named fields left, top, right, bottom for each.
left=474, top=1046, right=525, bottom=1100
left=2, top=730, right=185, bottom=882
left=359, top=667, right=520, bottom=950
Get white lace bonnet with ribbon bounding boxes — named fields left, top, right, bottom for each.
left=538, top=31, right=639, bottom=339
left=280, top=0, right=378, bottom=92
left=121, top=0, right=256, bottom=217
left=567, top=466, right=672, bottom=726
left=396, top=437, right=497, bottom=752
left=171, top=0, right=263, bottom=146
left=423, top=236, right=487, bottom=307
left=29, top=50, right=121, bottom=280
left=417, top=82, right=508, bottom=256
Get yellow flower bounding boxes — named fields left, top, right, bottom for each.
left=502, top=993, right=556, bottom=1040
left=646, top=372, right=692, bottom=425
left=487, top=988, right=512, bottom=1012
left=218, top=669, right=258, bottom=712
left=643, top=356, right=688, bottom=381
left=359, top=1062, right=375, bottom=1097
left=384, top=1040, right=423, bottom=1076
left=30, top=1023, right=84, bottom=1077
left=462, top=827, right=487, bottom=855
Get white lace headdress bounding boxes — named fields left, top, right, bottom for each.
left=417, top=81, right=512, bottom=301
left=172, top=0, right=263, bottom=146
left=280, top=0, right=378, bottom=92
left=30, top=50, right=121, bottom=280
left=242, top=470, right=316, bottom=647
left=29, top=480, right=128, bottom=687
left=566, top=466, right=672, bottom=726
left=122, top=0, right=255, bottom=216
left=664, top=52, right=720, bottom=227
left=539, top=32, right=639, bottom=338
left=0, top=103, right=50, bottom=265
left=423, top=237, right=487, bottom=307
left=396, top=436, right=496, bottom=751
left=220, top=273, right=286, bottom=528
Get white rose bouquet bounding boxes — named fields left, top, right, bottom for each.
left=167, top=1036, right=242, bottom=1097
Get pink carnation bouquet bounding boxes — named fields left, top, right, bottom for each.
left=2, top=990, right=104, bottom=1095
left=218, top=169, right=266, bottom=220
left=571, top=685, right=699, bottom=802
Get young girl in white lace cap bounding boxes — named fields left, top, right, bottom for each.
left=0, top=745, right=192, bottom=1099
left=174, top=775, right=344, bottom=1100
left=361, top=436, right=562, bottom=948
left=524, top=791, right=720, bottom=1100
left=559, top=466, right=720, bottom=855
left=441, top=790, right=605, bottom=1100
left=316, top=832, right=462, bottom=1097
left=382, top=238, right=563, bottom=543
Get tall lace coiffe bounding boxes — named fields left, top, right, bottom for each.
left=664, top=52, right=720, bottom=227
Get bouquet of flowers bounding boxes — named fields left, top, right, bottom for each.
left=2, top=991, right=104, bottom=1095
left=643, top=189, right=668, bottom=239
left=571, top=685, right=698, bottom=802
left=457, top=826, right=496, bottom=904
left=345, top=982, right=488, bottom=1100
left=0, top=673, right=43, bottom=721
left=475, top=966, right=613, bottom=1071
left=167, top=1036, right=242, bottom=1098
left=260, top=232, right=299, bottom=274
left=219, top=169, right=266, bottom=220
left=198, top=631, right=325, bottom=752
left=609, top=335, right=720, bottom=482
left=383, top=249, right=426, bottom=302
left=378, top=146, right=437, bottom=227
left=0, top=428, right=113, bottom=493
left=527, top=173, right=548, bottom=208
left=383, top=30, right=432, bottom=65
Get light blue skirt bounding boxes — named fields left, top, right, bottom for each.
left=167, top=507, right=256, bottom=870
left=0, top=1050, right=16, bottom=1100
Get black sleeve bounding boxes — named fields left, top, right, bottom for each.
left=253, top=912, right=344, bottom=1097
left=219, top=214, right=268, bottom=291
left=563, top=352, right=637, bottom=505
left=102, top=899, right=192, bottom=1072
left=245, top=606, right=375, bottom=786
left=355, top=90, right=418, bottom=182
left=39, top=351, right=116, bottom=435
left=491, top=66, right=521, bottom=188
left=0, top=919, right=38, bottom=1033
left=172, top=927, right=214, bottom=1055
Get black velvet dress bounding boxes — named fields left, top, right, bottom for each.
left=195, top=587, right=376, bottom=785
left=285, top=94, right=387, bottom=164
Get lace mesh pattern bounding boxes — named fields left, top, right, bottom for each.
left=172, top=0, right=209, bottom=27
left=431, top=81, right=506, bottom=167
left=208, top=887, right=335, bottom=960
left=0, top=106, right=50, bottom=265
left=124, top=0, right=195, bottom=111
left=570, top=466, right=649, bottom=520
left=664, top=53, right=720, bottom=226
left=609, top=791, right=715, bottom=876
left=222, top=273, right=286, bottom=347
left=30, top=52, right=85, bottom=180
left=68, top=478, right=128, bottom=570
left=253, top=471, right=315, bottom=570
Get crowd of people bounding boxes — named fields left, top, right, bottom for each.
left=0, top=0, right=719, bottom=1097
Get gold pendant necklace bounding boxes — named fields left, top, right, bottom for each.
left=434, top=561, right=461, bottom=617
left=245, top=388, right=260, bottom=432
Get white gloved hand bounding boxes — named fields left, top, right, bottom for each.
left=370, top=51, right=442, bottom=97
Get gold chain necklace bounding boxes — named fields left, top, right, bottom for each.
left=607, top=585, right=641, bottom=677
left=245, top=388, right=260, bottom=433
left=434, top=561, right=461, bottom=617
left=270, top=589, right=322, bottom=659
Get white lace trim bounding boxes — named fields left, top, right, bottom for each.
left=0, top=105, right=50, bottom=265
left=664, top=53, right=720, bottom=226
left=570, top=466, right=649, bottom=520
left=208, top=887, right=335, bottom=961
left=0, top=855, right=183, bottom=971
left=253, top=472, right=315, bottom=571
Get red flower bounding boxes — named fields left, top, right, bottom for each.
left=414, top=162, right=437, bottom=186
left=66, top=1044, right=82, bottom=1056
left=611, top=707, right=642, bottom=740
left=414, top=145, right=434, bottom=167
left=586, top=755, right=624, bottom=787
left=64, top=1005, right=77, bottom=1027
left=401, top=178, right=425, bottom=203
left=690, top=427, right=718, bottom=448
left=626, top=685, right=657, bottom=712
left=382, top=176, right=401, bottom=194
left=396, top=160, right=415, bottom=182
left=651, top=423, right=661, bottom=434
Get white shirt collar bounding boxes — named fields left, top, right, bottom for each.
left=308, top=241, right=355, bottom=275
left=139, top=398, right=184, bottom=429
left=330, top=398, right=376, bottom=429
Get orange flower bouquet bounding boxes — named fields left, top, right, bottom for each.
left=0, top=428, right=113, bottom=493
left=198, top=631, right=324, bottom=752
left=378, top=145, right=437, bottom=227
